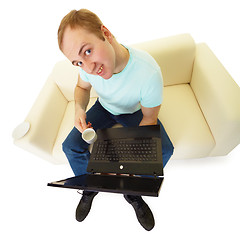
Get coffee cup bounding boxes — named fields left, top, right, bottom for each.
left=82, top=128, right=97, bottom=144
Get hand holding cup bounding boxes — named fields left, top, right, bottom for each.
left=82, top=122, right=97, bottom=144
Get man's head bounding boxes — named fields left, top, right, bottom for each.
left=58, top=9, right=128, bottom=80
left=58, top=9, right=123, bottom=79
left=58, top=9, right=105, bottom=51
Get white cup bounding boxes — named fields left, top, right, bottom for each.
left=82, top=128, right=97, bottom=144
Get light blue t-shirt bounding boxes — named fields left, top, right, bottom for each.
left=79, top=46, right=163, bottom=115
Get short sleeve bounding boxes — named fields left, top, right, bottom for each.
left=140, top=69, right=163, bottom=108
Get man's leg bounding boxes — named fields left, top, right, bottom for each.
left=62, top=100, right=116, bottom=176
left=158, top=119, right=174, bottom=168
left=115, top=110, right=174, bottom=231
left=62, top=100, right=116, bottom=222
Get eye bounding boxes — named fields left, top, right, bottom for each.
left=77, top=61, right=83, bottom=67
left=85, top=49, right=91, bottom=56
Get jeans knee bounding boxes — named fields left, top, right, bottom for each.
left=163, top=143, right=174, bottom=168
left=62, top=139, right=71, bottom=155
left=169, top=143, right=174, bottom=157
left=167, top=142, right=174, bottom=160
left=62, top=135, right=89, bottom=156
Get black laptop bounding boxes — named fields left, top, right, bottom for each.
left=48, top=125, right=164, bottom=197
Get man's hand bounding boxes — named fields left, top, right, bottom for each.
left=74, top=74, right=92, bottom=133
left=74, top=108, right=88, bottom=133
left=139, top=105, right=161, bottom=126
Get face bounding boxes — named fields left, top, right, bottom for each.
left=61, top=26, right=116, bottom=79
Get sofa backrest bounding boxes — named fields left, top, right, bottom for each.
left=50, top=34, right=196, bottom=101
left=50, top=60, right=78, bottom=101
left=49, top=60, right=98, bottom=101
left=131, top=34, right=196, bottom=86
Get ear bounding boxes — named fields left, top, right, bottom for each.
left=101, top=25, right=113, bottom=42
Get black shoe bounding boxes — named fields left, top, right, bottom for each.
left=75, top=191, right=98, bottom=222
left=124, top=195, right=155, bottom=231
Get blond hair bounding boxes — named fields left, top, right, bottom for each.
left=58, top=9, right=105, bottom=50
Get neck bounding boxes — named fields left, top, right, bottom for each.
left=112, top=40, right=130, bottom=74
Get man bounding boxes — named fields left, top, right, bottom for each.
left=58, top=9, right=174, bottom=231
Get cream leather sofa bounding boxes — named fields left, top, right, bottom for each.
left=13, top=34, right=240, bottom=164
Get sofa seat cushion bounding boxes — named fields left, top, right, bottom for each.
left=159, top=84, right=215, bottom=159
left=53, top=84, right=216, bottom=163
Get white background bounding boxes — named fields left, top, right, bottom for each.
left=1, top=0, right=239, bottom=239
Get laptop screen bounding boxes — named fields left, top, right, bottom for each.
left=48, top=174, right=164, bottom=197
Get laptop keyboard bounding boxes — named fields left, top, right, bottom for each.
left=92, top=138, right=158, bottom=162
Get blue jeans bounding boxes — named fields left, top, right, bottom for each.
left=62, top=100, right=174, bottom=176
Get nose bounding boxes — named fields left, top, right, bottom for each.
left=84, top=60, right=95, bottom=74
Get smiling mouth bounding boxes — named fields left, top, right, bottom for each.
left=97, top=65, right=103, bottom=74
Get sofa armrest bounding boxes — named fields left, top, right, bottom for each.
left=13, top=76, right=68, bottom=163
left=190, top=43, right=240, bottom=156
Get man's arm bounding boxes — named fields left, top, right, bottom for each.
left=74, top=74, right=92, bottom=133
left=139, top=105, right=161, bottom=126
